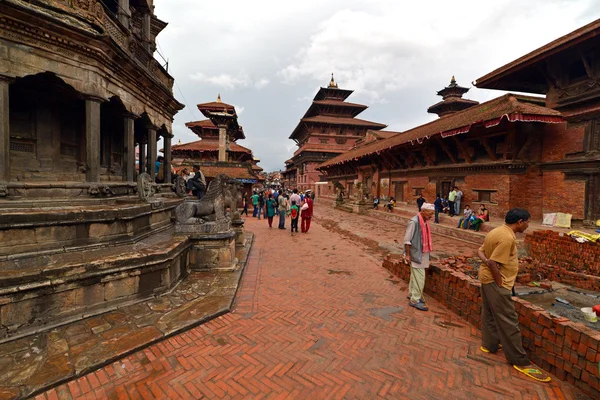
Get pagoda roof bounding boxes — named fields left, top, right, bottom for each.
left=318, top=93, right=563, bottom=169
left=475, top=18, right=600, bottom=93
left=185, top=119, right=245, bottom=140
left=198, top=165, right=258, bottom=180
left=303, top=100, right=369, bottom=118
left=293, top=144, right=346, bottom=157
left=313, top=87, right=354, bottom=101
left=289, top=116, right=387, bottom=140
left=427, top=97, right=480, bottom=116
left=172, top=139, right=252, bottom=154
left=197, top=94, right=236, bottom=114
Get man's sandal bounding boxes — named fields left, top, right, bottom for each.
left=513, top=365, right=551, bottom=382
left=409, top=300, right=429, bottom=311
left=480, top=344, right=503, bottom=353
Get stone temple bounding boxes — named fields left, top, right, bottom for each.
left=0, top=0, right=246, bottom=352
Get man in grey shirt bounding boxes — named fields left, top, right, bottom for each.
left=454, top=186, right=463, bottom=216
left=404, top=203, right=435, bottom=311
left=277, top=192, right=288, bottom=229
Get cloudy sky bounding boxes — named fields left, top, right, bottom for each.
left=153, top=0, right=599, bottom=172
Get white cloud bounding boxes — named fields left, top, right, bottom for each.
left=254, top=79, right=270, bottom=90
left=189, top=72, right=250, bottom=89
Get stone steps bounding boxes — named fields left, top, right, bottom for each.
left=0, top=229, right=191, bottom=342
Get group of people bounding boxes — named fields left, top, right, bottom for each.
left=244, top=188, right=314, bottom=233
left=373, top=197, right=396, bottom=211
left=403, top=205, right=551, bottom=382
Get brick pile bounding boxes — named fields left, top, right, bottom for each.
left=382, top=255, right=600, bottom=398
left=524, top=231, right=600, bottom=291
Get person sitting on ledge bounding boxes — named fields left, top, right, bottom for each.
left=386, top=197, right=396, bottom=212
left=470, top=204, right=489, bottom=231
left=373, top=197, right=380, bottom=209
left=457, top=204, right=473, bottom=229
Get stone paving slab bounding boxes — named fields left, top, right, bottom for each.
left=0, top=232, right=253, bottom=400
left=36, top=208, right=590, bottom=400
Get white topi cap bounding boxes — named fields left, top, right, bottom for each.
left=421, top=203, right=435, bottom=211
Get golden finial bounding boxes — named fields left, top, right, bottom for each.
left=328, top=73, right=338, bottom=88
left=216, top=93, right=222, bottom=103
left=177, top=139, right=181, bottom=145
left=450, top=75, right=456, bottom=85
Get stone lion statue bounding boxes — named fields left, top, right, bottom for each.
left=175, top=174, right=242, bottom=225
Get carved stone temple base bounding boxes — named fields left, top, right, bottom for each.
left=187, top=230, right=238, bottom=271
left=231, top=218, right=246, bottom=247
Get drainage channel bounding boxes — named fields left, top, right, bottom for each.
left=516, top=282, right=600, bottom=331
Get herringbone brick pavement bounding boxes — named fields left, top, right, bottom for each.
left=37, top=209, right=590, bottom=400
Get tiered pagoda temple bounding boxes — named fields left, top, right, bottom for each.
left=427, top=76, right=479, bottom=117
left=283, top=75, right=386, bottom=192
left=173, top=95, right=263, bottom=195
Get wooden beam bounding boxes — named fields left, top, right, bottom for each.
left=504, top=131, right=515, bottom=160
left=515, top=133, right=537, bottom=160
left=436, top=136, right=457, bottom=163
left=420, top=149, right=434, bottom=166
left=380, top=152, right=396, bottom=170
left=452, top=136, right=473, bottom=163
left=481, top=137, right=498, bottom=161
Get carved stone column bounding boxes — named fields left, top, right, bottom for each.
left=164, top=133, right=172, bottom=184
left=147, top=127, right=157, bottom=180
left=218, top=125, right=227, bottom=162
left=117, top=0, right=131, bottom=27
left=138, top=138, right=146, bottom=175
left=0, top=77, right=10, bottom=185
left=85, top=97, right=102, bottom=182
left=123, top=113, right=136, bottom=182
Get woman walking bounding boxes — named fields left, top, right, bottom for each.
left=265, top=193, right=277, bottom=228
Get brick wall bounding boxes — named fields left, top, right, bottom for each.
left=525, top=230, right=600, bottom=277
left=542, top=123, right=585, bottom=162
left=383, top=256, right=600, bottom=397
left=541, top=172, right=586, bottom=220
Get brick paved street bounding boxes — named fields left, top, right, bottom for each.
left=38, top=206, right=588, bottom=400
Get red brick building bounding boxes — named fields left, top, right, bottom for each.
left=317, top=75, right=586, bottom=222
left=474, top=18, right=600, bottom=226
left=284, top=75, right=386, bottom=192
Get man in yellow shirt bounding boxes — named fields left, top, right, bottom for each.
left=477, top=208, right=551, bottom=383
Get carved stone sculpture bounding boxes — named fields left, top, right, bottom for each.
left=137, top=172, right=154, bottom=201
left=174, top=175, right=187, bottom=197
left=175, top=174, right=241, bottom=225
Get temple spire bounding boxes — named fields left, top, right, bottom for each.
left=427, top=76, right=479, bottom=118
left=328, top=73, right=338, bottom=88
left=216, top=93, right=222, bottom=103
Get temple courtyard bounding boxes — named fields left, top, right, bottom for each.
left=34, top=204, right=591, bottom=400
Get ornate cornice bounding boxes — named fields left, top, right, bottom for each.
left=0, top=2, right=182, bottom=119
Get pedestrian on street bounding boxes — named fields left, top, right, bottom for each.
left=251, top=191, right=259, bottom=217
left=257, top=192, right=265, bottom=220
left=454, top=186, right=463, bottom=216
left=404, top=202, right=435, bottom=311
left=242, top=192, right=249, bottom=216
left=265, top=193, right=277, bottom=228
left=477, top=208, right=551, bottom=383
left=416, top=194, right=426, bottom=211
left=289, top=200, right=300, bottom=233
left=277, top=191, right=288, bottom=229
left=448, top=187, right=457, bottom=217
left=274, top=190, right=280, bottom=216
left=290, top=188, right=301, bottom=208
left=300, top=191, right=314, bottom=233
left=433, top=194, right=442, bottom=224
